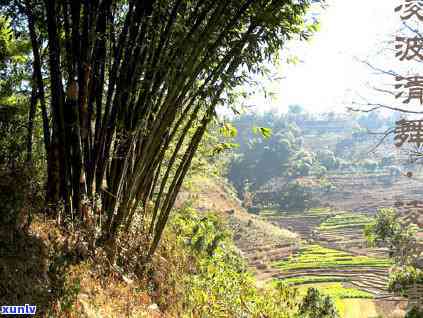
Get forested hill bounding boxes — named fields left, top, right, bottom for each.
left=226, top=108, right=417, bottom=212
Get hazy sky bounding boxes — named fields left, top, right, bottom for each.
left=248, top=0, right=422, bottom=114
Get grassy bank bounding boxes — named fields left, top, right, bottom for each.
left=274, top=245, right=392, bottom=271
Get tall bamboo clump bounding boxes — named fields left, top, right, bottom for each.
left=16, top=0, right=315, bottom=256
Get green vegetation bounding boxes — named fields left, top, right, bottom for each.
left=319, top=213, right=373, bottom=230
left=316, top=150, right=339, bottom=171
left=172, top=207, right=339, bottom=318
left=274, top=245, right=392, bottom=271
left=227, top=111, right=399, bottom=186
left=274, top=276, right=351, bottom=286
left=273, top=180, right=316, bottom=211
left=1, top=0, right=319, bottom=266
left=261, top=207, right=333, bottom=218
left=298, top=287, right=339, bottom=318
left=271, top=276, right=376, bottom=315
left=228, top=112, right=307, bottom=192
left=388, top=266, right=423, bottom=294
left=309, top=207, right=333, bottom=215
left=297, top=283, right=374, bottom=300
left=2, top=0, right=419, bottom=316
left=405, top=306, right=423, bottom=318
left=365, top=208, right=423, bottom=314
left=365, top=208, right=419, bottom=267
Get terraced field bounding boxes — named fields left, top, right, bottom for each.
left=296, top=282, right=374, bottom=299
left=319, top=213, right=373, bottom=230
left=309, top=173, right=423, bottom=214
left=274, top=245, right=391, bottom=270
left=272, top=245, right=393, bottom=298
left=176, top=175, right=301, bottom=277
left=262, top=208, right=333, bottom=239
left=227, top=214, right=299, bottom=271
left=177, top=176, right=410, bottom=316
left=263, top=208, right=387, bottom=255
left=317, top=213, right=379, bottom=252
left=258, top=208, right=402, bottom=305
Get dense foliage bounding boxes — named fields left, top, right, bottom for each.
left=0, top=0, right=320, bottom=259
left=171, top=206, right=340, bottom=318
left=365, top=208, right=423, bottom=313
left=365, top=208, right=420, bottom=267
left=225, top=110, right=401, bottom=211
left=0, top=15, right=44, bottom=232
left=299, top=288, right=339, bottom=318
left=227, top=112, right=307, bottom=193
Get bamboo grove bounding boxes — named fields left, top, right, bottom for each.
left=3, top=0, right=315, bottom=257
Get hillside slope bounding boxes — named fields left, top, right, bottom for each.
left=176, top=175, right=410, bottom=317
left=177, top=175, right=300, bottom=280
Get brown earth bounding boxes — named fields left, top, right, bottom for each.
left=311, top=173, right=423, bottom=214
left=176, top=175, right=300, bottom=279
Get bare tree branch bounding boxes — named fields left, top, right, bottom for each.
left=348, top=103, right=423, bottom=114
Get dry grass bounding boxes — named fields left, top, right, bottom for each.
left=0, top=211, right=197, bottom=317
left=60, top=262, right=166, bottom=318
left=339, top=299, right=379, bottom=318
left=176, top=174, right=300, bottom=284
left=251, top=216, right=298, bottom=241
left=178, top=174, right=299, bottom=243
left=340, top=299, right=407, bottom=318
left=0, top=216, right=58, bottom=315
left=3, top=172, right=292, bottom=317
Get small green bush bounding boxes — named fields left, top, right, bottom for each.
left=299, top=288, right=339, bottom=318
left=405, top=306, right=423, bottom=318
left=171, top=207, right=340, bottom=318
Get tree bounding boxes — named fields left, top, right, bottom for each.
left=299, top=288, right=339, bottom=318
left=227, top=117, right=300, bottom=192
left=316, top=149, right=339, bottom=171
left=287, top=149, right=314, bottom=176
left=4, top=0, right=318, bottom=258
left=365, top=208, right=423, bottom=313
left=0, top=15, right=33, bottom=166
left=365, top=208, right=419, bottom=266
left=0, top=15, right=42, bottom=235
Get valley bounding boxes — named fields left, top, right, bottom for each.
left=178, top=174, right=418, bottom=317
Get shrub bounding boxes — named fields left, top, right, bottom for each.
left=0, top=164, right=44, bottom=239
left=299, top=288, right=339, bottom=318
left=316, top=150, right=339, bottom=171
left=405, top=306, right=423, bottom=318
left=388, top=266, right=423, bottom=294
left=361, top=159, right=379, bottom=172
left=276, top=181, right=313, bottom=211
left=169, top=207, right=340, bottom=317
